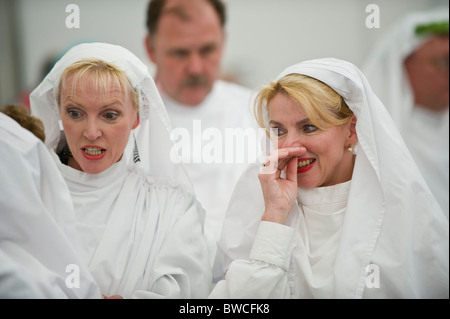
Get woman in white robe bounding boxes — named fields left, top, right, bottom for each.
left=0, top=112, right=101, bottom=298
left=30, top=42, right=211, bottom=299
left=210, top=58, right=449, bottom=299
left=363, top=8, right=449, bottom=217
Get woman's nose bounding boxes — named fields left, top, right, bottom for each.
left=282, top=131, right=303, bottom=149
left=83, top=119, right=102, bottom=140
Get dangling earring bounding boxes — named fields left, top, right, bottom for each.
left=347, top=145, right=353, bottom=153
left=133, top=132, right=141, bottom=163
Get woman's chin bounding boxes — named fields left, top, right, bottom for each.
left=70, top=161, right=107, bottom=175
left=82, top=165, right=108, bottom=175
left=68, top=156, right=111, bottom=174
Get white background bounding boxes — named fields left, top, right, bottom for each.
left=7, top=0, right=450, bottom=97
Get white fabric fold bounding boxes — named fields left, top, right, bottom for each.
left=250, top=221, right=295, bottom=271
left=0, top=113, right=101, bottom=298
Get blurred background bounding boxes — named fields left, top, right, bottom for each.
left=0, top=0, right=448, bottom=108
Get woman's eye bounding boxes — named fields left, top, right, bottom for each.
left=68, top=110, right=82, bottom=119
left=270, top=127, right=285, bottom=137
left=104, top=112, right=119, bottom=120
left=303, top=124, right=318, bottom=133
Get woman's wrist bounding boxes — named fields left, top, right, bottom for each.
left=261, top=209, right=289, bottom=225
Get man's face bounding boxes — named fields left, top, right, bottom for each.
left=405, top=35, right=449, bottom=112
left=146, top=3, right=225, bottom=106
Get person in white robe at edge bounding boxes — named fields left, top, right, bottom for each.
left=209, top=58, right=449, bottom=299
left=0, top=112, right=101, bottom=298
left=363, top=8, right=449, bottom=218
left=30, top=42, right=211, bottom=299
left=144, top=0, right=258, bottom=266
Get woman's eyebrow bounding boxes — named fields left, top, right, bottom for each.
left=100, top=100, right=124, bottom=109
left=268, top=120, right=284, bottom=126
left=269, top=118, right=310, bottom=126
left=295, top=118, right=311, bottom=126
left=62, top=97, right=124, bottom=109
left=62, top=96, right=82, bottom=107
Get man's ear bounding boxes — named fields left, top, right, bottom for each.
left=144, top=35, right=156, bottom=63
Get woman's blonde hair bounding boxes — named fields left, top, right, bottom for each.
left=56, top=59, right=139, bottom=111
left=254, top=74, right=353, bottom=130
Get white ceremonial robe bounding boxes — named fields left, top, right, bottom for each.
left=0, top=250, right=46, bottom=298
left=210, top=167, right=349, bottom=298
left=403, top=106, right=449, bottom=217
left=162, top=80, right=258, bottom=266
left=51, top=151, right=212, bottom=299
left=363, top=8, right=449, bottom=217
left=0, top=113, right=101, bottom=299
left=211, top=162, right=449, bottom=299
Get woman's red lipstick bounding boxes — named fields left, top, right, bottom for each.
left=297, top=158, right=316, bottom=174
left=81, top=145, right=106, bottom=161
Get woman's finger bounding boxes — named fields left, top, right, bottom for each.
left=285, top=156, right=299, bottom=185
left=260, top=147, right=306, bottom=175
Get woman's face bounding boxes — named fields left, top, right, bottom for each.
left=268, top=92, right=357, bottom=188
left=59, top=75, right=139, bottom=174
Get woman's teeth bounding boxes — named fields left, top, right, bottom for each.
left=84, top=147, right=104, bottom=156
left=298, top=159, right=315, bottom=168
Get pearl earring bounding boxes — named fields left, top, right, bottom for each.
left=347, top=145, right=353, bottom=152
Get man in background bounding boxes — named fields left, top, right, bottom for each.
left=144, top=0, right=257, bottom=266
left=364, top=8, right=449, bottom=218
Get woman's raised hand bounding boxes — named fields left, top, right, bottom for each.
left=258, top=147, right=306, bottom=225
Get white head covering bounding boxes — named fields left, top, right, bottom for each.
left=363, top=7, right=449, bottom=130
left=214, top=58, right=448, bottom=298
left=30, top=42, right=192, bottom=190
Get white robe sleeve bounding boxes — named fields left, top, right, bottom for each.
left=209, top=221, right=295, bottom=298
